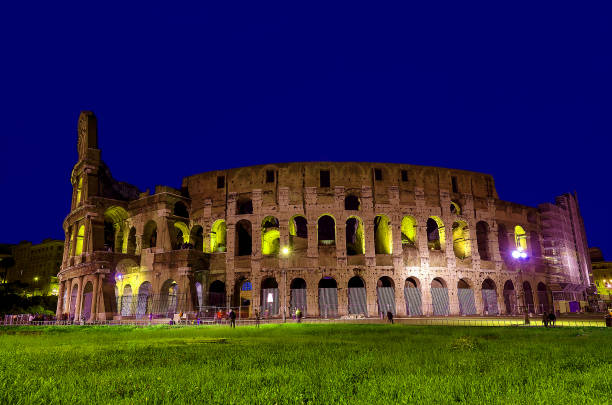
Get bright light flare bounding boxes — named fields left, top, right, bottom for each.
left=281, top=247, right=290, bottom=256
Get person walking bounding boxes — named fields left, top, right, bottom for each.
left=548, top=311, right=556, bottom=327
left=255, top=309, right=260, bottom=328
left=296, top=308, right=302, bottom=323
left=542, top=311, right=548, bottom=328
left=387, top=311, right=394, bottom=325
left=229, top=309, right=236, bottom=328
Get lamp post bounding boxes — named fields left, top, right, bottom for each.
left=281, top=246, right=290, bottom=323
left=511, top=248, right=529, bottom=324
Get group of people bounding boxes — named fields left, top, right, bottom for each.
left=542, top=311, right=557, bottom=327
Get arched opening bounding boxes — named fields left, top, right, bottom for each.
left=190, top=226, right=203, bottom=251
left=452, top=220, right=471, bottom=259
left=261, top=216, right=280, bottom=256
left=103, top=206, right=129, bottom=253
left=160, top=279, right=178, bottom=317
left=289, top=215, right=308, bottom=252
left=290, top=278, right=307, bottom=316
left=348, top=276, right=367, bottom=316
left=503, top=280, right=516, bottom=314
left=374, top=215, right=392, bottom=254
left=317, top=215, right=336, bottom=246
left=135, top=282, right=152, bottom=318
left=481, top=279, right=499, bottom=315
left=523, top=281, right=535, bottom=314
left=233, top=278, right=252, bottom=318
left=537, top=282, right=550, bottom=313
left=476, top=221, right=490, bottom=260
left=81, top=281, right=94, bottom=320
left=173, top=201, right=189, bottom=218
left=142, top=220, right=158, bottom=249
left=127, top=227, right=136, bottom=255
left=404, top=277, right=422, bottom=316
left=74, top=225, right=85, bottom=256
left=457, top=278, right=476, bottom=315
left=75, top=176, right=83, bottom=205
left=318, top=277, right=338, bottom=317
left=514, top=225, right=527, bottom=251
left=377, top=276, right=395, bottom=316
left=530, top=231, right=542, bottom=258
left=346, top=216, right=365, bottom=256
left=210, top=220, right=227, bottom=253
left=236, top=197, right=253, bottom=215
left=69, top=284, right=78, bottom=319
left=173, top=221, right=190, bottom=249
left=498, top=224, right=508, bottom=255
left=195, top=282, right=203, bottom=310
left=430, top=278, right=449, bottom=316
left=427, top=217, right=445, bottom=250
left=209, top=280, right=226, bottom=307
left=235, top=220, right=252, bottom=256
left=450, top=201, right=461, bottom=215
left=344, top=194, right=360, bottom=211
left=261, top=277, right=279, bottom=316
left=120, top=285, right=133, bottom=316
left=401, top=216, right=417, bottom=246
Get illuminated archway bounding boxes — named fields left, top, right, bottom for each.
left=404, top=277, right=422, bottom=316
left=514, top=226, right=527, bottom=251
left=430, top=277, right=449, bottom=316
left=374, top=214, right=392, bottom=254
left=346, top=216, right=365, bottom=255
left=261, top=277, right=279, bottom=316
left=481, top=279, right=498, bottom=315
left=476, top=221, right=490, bottom=260
left=348, top=276, right=367, bottom=315
left=450, top=201, right=461, bottom=215
left=190, top=225, right=203, bottom=251
left=426, top=217, right=445, bottom=250
left=142, top=220, right=158, bottom=249
left=290, top=278, right=307, bottom=316
left=452, top=220, right=471, bottom=259
left=75, top=225, right=85, bottom=256
left=104, top=206, right=129, bottom=253
left=136, top=281, right=152, bottom=318
left=401, top=216, right=417, bottom=246
left=318, top=277, right=338, bottom=317
left=261, top=216, right=280, bottom=255
left=457, top=278, right=476, bottom=315
left=289, top=215, right=307, bottom=251
left=81, top=281, right=94, bottom=320
left=317, top=215, right=336, bottom=246
left=160, top=279, right=178, bottom=316
left=377, top=276, right=395, bottom=315
left=210, top=220, right=227, bottom=253
left=173, top=221, right=190, bottom=249
left=120, top=285, right=133, bottom=316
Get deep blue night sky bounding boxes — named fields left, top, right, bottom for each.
left=1, top=3, right=611, bottom=256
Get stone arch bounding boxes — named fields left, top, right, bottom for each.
left=235, top=219, right=252, bottom=256
left=537, top=282, right=550, bottom=313
left=503, top=280, right=517, bottom=314
left=81, top=281, right=94, bottom=320
left=430, top=277, right=449, bottom=316
left=75, top=224, right=85, bottom=256
left=103, top=206, right=129, bottom=253
left=261, top=277, right=280, bottom=316
left=318, top=277, right=338, bottom=318
left=452, top=220, right=471, bottom=259
left=523, top=281, right=535, bottom=314
left=515, top=225, right=527, bottom=251
left=348, top=276, right=367, bottom=316
left=344, top=194, right=360, bottom=211
left=476, top=221, right=490, bottom=260
left=209, top=280, right=226, bottom=307
left=233, top=278, right=252, bottom=313
left=481, top=278, right=499, bottom=315
left=261, top=216, right=280, bottom=255
left=317, top=215, right=336, bottom=246
left=457, top=278, right=477, bottom=315
left=69, top=283, right=79, bottom=319
left=346, top=216, right=365, bottom=256
left=427, top=217, right=445, bottom=251
left=530, top=231, right=542, bottom=258
left=404, top=277, right=422, bottom=316
left=142, top=220, right=158, bottom=249
left=401, top=216, right=417, bottom=246
left=497, top=223, right=508, bottom=255
left=210, top=219, right=227, bottom=253
left=236, top=197, right=253, bottom=215
left=190, top=225, right=203, bottom=251
left=120, top=284, right=133, bottom=316
left=127, top=227, right=137, bottom=254
left=374, top=214, right=392, bottom=254
left=450, top=201, right=461, bottom=215
left=136, top=281, right=152, bottom=318
left=289, top=215, right=308, bottom=251
left=377, top=276, right=395, bottom=315
left=194, top=282, right=203, bottom=310
left=173, top=201, right=189, bottom=218
left=159, top=279, right=178, bottom=316
left=173, top=221, right=190, bottom=249
left=290, top=278, right=307, bottom=316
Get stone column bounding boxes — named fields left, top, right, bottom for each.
left=448, top=278, right=460, bottom=316
left=56, top=280, right=65, bottom=319
left=89, top=273, right=100, bottom=322
left=422, top=283, right=433, bottom=316
left=74, top=277, right=84, bottom=321
left=64, top=278, right=73, bottom=316
left=394, top=277, right=405, bottom=316
left=338, top=281, right=349, bottom=317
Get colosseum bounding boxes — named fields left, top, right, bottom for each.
left=57, top=111, right=593, bottom=321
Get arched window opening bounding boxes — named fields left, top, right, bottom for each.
left=120, top=285, right=133, bottom=316
left=75, top=176, right=83, bottom=205
left=190, top=226, right=203, bottom=251
left=476, top=221, right=490, bottom=260
left=261, top=277, right=279, bottom=316
left=81, top=281, right=94, bottom=320
left=497, top=224, right=508, bottom=254
left=514, top=226, right=527, bottom=251
left=103, top=206, right=129, bottom=253
left=374, top=215, right=392, bottom=254
left=427, top=217, right=445, bottom=250
left=233, top=278, right=252, bottom=314
left=404, top=277, right=422, bottom=316
left=481, top=279, right=498, bottom=315
left=457, top=278, right=476, bottom=315
left=127, top=227, right=136, bottom=255
left=173, top=201, right=189, bottom=218
left=430, top=277, right=449, bottom=316
left=348, top=276, right=367, bottom=315
left=290, top=278, right=307, bottom=316
left=318, top=215, right=336, bottom=246
left=210, top=220, right=227, bottom=253
left=104, top=221, right=116, bottom=251
left=401, top=216, right=416, bottom=246
left=160, top=279, right=178, bottom=316
left=377, top=276, right=395, bottom=315
left=237, top=198, right=253, bottom=215
left=450, top=201, right=461, bottom=215
left=143, top=220, right=157, bottom=249
left=523, top=281, right=535, bottom=314
left=318, top=277, right=338, bottom=318
left=289, top=215, right=308, bottom=251
left=346, top=217, right=365, bottom=255
left=173, top=221, right=190, bottom=249
left=344, top=194, right=360, bottom=211
left=458, top=279, right=470, bottom=289
left=452, top=221, right=471, bottom=259
left=503, top=280, right=516, bottom=314
left=136, top=281, right=152, bottom=318
left=530, top=231, right=541, bottom=258
left=235, top=220, right=252, bottom=256
left=209, top=280, right=226, bottom=307
left=75, top=225, right=85, bottom=256
left=261, top=216, right=280, bottom=255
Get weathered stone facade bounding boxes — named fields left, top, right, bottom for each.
left=57, top=112, right=593, bottom=321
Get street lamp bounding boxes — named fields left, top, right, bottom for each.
left=511, top=248, right=529, bottom=324
left=280, top=246, right=290, bottom=322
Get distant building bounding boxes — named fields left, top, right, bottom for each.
left=1, top=239, right=64, bottom=295
left=589, top=247, right=612, bottom=302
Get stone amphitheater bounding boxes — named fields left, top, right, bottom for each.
left=57, top=111, right=592, bottom=321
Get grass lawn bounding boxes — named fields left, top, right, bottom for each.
left=0, top=324, right=610, bottom=404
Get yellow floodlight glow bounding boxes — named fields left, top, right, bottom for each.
left=281, top=246, right=290, bottom=256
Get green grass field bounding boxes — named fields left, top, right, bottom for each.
left=0, top=324, right=610, bottom=404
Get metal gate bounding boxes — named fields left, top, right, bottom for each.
left=458, top=288, right=477, bottom=315
left=348, top=287, right=367, bottom=315
left=318, top=288, right=338, bottom=318
left=377, top=287, right=395, bottom=315
left=481, top=289, right=499, bottom=315
left=81, top=291, right=93, bottom=320
left=290, top=288, right=307, bottom=315
left=404, top=288, right=422, bottom=316
left=431, top=287, right=449, bottom=316
left=261, top=288, right=279, bottom=316
left=503, top=290, right=517, bottom=314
